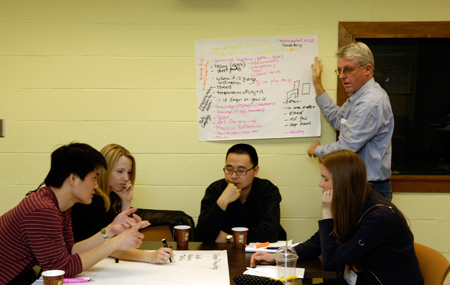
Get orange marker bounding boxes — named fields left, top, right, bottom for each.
left=254, top=242, right=270, bottom=249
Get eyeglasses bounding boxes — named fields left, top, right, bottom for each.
left=223, top=166, right=256, bottom=176
left=335, top=64, right=366, bottom=76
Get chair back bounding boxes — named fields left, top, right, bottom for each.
left=414, top=242, right=450, bottom=285
left=140, top=225, right=173, bottom=241
left=135, top=208, right=195, bottom=241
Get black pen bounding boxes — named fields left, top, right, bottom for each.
left=266, top=247, right=280, bottom=250
left=162, top=238, right=172, bottom=262
left=115, top=258, right=119, bottom=263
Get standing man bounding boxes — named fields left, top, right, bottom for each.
left=0, top=143, right=149, bottom=284
left=308, top=42, right=394, bottom=199
left=196, top=143, right=285, bottom=243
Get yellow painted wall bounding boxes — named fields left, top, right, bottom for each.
left=1, top=1, right=449, bottom=283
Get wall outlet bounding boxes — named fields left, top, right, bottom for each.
left=0, top=119, right=4, bottom=137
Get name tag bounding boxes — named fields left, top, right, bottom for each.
left=340, top=118, right=347, bottom=125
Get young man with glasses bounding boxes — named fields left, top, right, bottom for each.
left=307, top=42, right=394, bottom=200
left=196, top=143, right=285, bottom=243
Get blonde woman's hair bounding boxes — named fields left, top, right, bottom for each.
left=97, top=144, right=136, bottom=212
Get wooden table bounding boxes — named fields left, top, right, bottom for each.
left=141, top=241, right=337, bottom=284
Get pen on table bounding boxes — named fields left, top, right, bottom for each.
left=271, top=275, right=298, bottom=282
left=254, top=242, right=270, bottom=249
left=266, top=247, right=280, bottom=250
left=162, top=238, right=172, bottom=262
left=62, top=278, right=90, bottom=283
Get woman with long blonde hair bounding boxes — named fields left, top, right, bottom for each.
left=72, top=144, right=172, bottom=264
left=96, top=144, right=136, bottom=218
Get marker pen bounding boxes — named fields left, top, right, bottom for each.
left=271, top=275, right=297, bottom=282
left=254, top=242, right=270, bottom=249
left=162, top=238, right=172, bottom=262
left=62, top=278, right=90, bottom=283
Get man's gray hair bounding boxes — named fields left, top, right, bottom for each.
left=336, top=42, right=374, bottom=72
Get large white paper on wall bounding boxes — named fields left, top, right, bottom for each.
left=196, top=35, right=320, bottom=141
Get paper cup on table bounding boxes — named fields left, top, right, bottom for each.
left=42, top=270, right=64, bottom=285
left=174, top=225, right=191, bottom=248
left=231, top=227, right=248, bottom=250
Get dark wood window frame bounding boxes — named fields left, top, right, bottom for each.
left=338, top=21, right=450, bottom=193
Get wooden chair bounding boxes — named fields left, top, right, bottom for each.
left=414, top=242, right=450, bottom=285
left=140, top=224, right=173, bottom=241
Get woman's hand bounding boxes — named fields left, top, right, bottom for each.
left=249, top=252, right=275, bottom=268
left=114, top=180, right=134, bottom=210
left=321, top=189, right=333, bottom=219
left=148, top=247, right=173, bottom=264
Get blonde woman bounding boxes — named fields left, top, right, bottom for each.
left=0, top=143, right=148, bottom=284
left=71, top=144, right=172, bottom=264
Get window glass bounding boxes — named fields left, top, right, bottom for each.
left=363, top=38, right=450, bottom=175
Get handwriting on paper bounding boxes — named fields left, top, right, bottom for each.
left=196, top=36, right=321, bottom=141
left=176, top=253, right=223, bottom=271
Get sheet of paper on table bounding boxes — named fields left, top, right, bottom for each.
left=244, top=265, right=305, bottom=279
left=245, top=240, right=301, bottom=253
left=33, top=250, right=229, bottom=285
